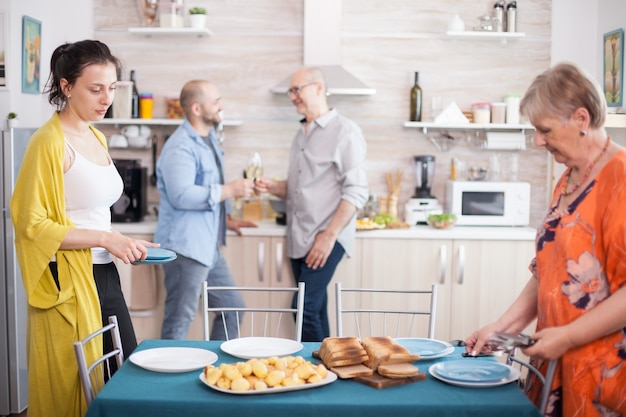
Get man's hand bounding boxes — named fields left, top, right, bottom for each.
left=227, top=217, right=258, bottom=235
left=305, top=230, right=336, bottom=269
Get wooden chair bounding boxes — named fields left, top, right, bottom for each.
left=202, top=282, right=305, bottom=341
left=73, top=316, right=124, bottom=406
left=335, top=282, right=438, bottom=339
left=506, top=349, right=557, bottom=416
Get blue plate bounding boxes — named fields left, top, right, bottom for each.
left=145, top=248, right=176, bottom=260
left=395, top=338, right=454, bottom=359
left=132, top=248, right=177, bottom=265
left=431, top=360, right=511, bottom=383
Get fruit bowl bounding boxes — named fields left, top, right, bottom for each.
left=427, top=213, right=457, bottom=229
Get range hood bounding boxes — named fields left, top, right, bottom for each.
left=270, top=0, right=376, bottom=96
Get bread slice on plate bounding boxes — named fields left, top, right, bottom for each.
left=377, top=363, right=420, bottom=379
left=331, top=364, right=374, bottom=379
left=319, top=337, right=369, bottom=368
left=361, top=336, right=419, bottom=371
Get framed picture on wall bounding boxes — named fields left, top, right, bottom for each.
left=21, top=15, right=41, bottom=94
left=0, top=10, right=7, bottom=89
left=603, top=28, right=624, bottom=108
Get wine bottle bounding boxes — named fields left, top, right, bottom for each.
left=409, top=71, right=422, bottom=122
left=130, top=70, right=140, bottom=119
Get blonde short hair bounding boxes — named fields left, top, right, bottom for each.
left=520, top=62, right=606, bottom=129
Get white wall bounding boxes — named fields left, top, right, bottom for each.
left=0, top=0, right=93, bottom=128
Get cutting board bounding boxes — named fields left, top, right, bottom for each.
left=353, top=371, right=427, bottom=389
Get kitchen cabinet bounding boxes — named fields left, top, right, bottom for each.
left=360, top=238, right=452, bottom=341
left=220, top=235, right=295, bottom=339
left=358, top=237, right=535, bottom=342
left=221, top=235, right=362, bottom=338
left=448, top=239, right=536, bottom=340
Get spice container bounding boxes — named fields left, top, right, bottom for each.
left=159, top=2, right=184, bottom=28
left=472, top=103, right=491, bottom=124
left=166, top=96, right=184, bottom=119
left=491, top=102, right=506, bottom=124
left=112, top=81, right=133, bottom=119
left=504, top=94, right=521, bottom=124
left=506, top=1, right=517, bottom=33
left=139, top=93, right=154, bottom=119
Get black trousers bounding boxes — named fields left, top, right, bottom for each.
left=49, top=262, right=137, bottom=373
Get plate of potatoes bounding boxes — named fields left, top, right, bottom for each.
left=199, top=355, right=337, bottom=394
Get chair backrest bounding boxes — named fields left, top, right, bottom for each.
left=506, top=349, right=557, bottom=416
left=73, top=315, right=124, bottom=406
left=202, top=282, right=305, bottom=342
left=335, top=282, right=437, bottom=339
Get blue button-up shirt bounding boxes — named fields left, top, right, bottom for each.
left=154, top=119, right=229, bottom=267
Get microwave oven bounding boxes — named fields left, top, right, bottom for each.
left=444, top=180, right=531, bottom=226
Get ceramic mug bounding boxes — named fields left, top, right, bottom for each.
left=122, top=125, right=151, bottom=147
left=109, top=134, right=128, bottom=148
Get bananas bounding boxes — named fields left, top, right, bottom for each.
left=203, top=355, right=328, bottom=392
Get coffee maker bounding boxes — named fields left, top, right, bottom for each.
left=111, top=159, right=147, bottom=223
left=404, top=155, right=443, bottom=225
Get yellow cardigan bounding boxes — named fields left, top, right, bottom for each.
left=10, top=112, right=107, bottom=417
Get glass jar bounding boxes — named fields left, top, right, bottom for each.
left=159, top=2, right=184, bottom=28
left=472, top=102, right=491, bottom=124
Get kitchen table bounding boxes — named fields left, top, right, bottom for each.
left=85, top=339, right=541, bottom=417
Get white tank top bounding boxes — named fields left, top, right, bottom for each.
left=63, top=139, right=123, bottom=264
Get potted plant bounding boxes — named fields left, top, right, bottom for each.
left=7, top=112, right=18, bottom=129
left=188, top=7, right=207, bottom=29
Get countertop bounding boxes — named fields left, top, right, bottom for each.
left=112, top=217, right=537, bottom=241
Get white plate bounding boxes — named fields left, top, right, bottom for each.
left=199, top=369, right=337, bottom=395
left=129, top=347, right=218, bottom=373
left=429, top=362, right=520, bottom=388
left=395, top=338, right=455, bottom=360
left=220, top=337, right=303, bottom=359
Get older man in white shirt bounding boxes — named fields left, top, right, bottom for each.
left=256, top=67, right=369, bottom=341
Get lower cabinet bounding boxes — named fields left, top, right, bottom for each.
left=221, top=235, right=362, bottom=339
left=221, top=235, right=295, bottom=339
left=358, top=237, right=536, bottom=342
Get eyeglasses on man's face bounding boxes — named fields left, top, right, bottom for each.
left=287, top=82, right=316, bottom=96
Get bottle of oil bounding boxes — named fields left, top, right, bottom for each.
left=409, top=71, right=423, bottom=122
left=130, top=70, right=140, bottom=119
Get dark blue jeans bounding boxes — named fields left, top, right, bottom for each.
left=290, top=242, right=345, bottom=342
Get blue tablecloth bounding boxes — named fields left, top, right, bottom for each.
left=86, top=339, right=541, bottom=417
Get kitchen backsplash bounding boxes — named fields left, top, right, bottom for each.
left=95, top=0, right=552, bottom=228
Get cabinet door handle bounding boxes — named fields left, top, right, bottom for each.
left=439, top=244, right=447, bottom=284
left=257, top=241, right=265, bottom=283
left=275, top=241, right=283, bottom=283
left=457, top=245, right=465, bottom=285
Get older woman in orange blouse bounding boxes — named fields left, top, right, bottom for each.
left=465, top=62, right=626, bottom=416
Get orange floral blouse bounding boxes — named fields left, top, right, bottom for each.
left=529, top=150, right=626, bottom=417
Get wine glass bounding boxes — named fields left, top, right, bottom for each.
left=245, top=152, right=263, bottom=181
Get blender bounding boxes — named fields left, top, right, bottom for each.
left=404, top=155, right=443, bottom=225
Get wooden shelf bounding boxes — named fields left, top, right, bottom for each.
left=128, top=27, right=212, bottom=37
left=95, top=118, right=242, bottom=127
left=445, top=31, right=525, bottom=44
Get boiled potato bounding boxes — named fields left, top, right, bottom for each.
left=230, top=377, right=251, bottom=392
left=265, top=370, right=286, bottom=387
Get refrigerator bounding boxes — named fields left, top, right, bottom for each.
left=1, top=127, right=36, bottom=415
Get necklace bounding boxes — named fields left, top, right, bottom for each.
left=561, top=136, right=611, bottom=197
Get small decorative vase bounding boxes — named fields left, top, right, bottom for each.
left=7, top=118, right=17, bottom=129
left=189, top=14, right=206, bottom=29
